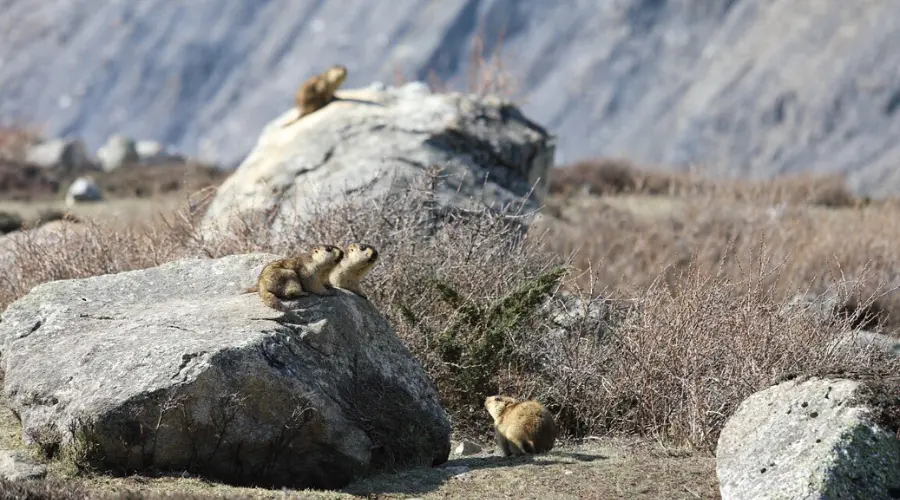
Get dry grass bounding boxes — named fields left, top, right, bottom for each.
left=1, top=167, right=897, bottom=457
left=548, top=157, right=862, bottom=207
left=540, top=159, right=900, bottom=330
left=0, top=126, right=227, bottom=204
left=0, top=125, right=42, bottom=162
left=0, top=436, right=718, bottom=499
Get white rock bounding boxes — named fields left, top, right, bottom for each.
left=453, top=440, right=482, bottom=456
left=201, top=84, right=554, bottom=237
left=65, top=176, right=103, bottom=206
left=25, top=138, right=92, bottom=171
left=97, top=134, right=138, bottom=171
left=135, top=140, right=164, bottom=159
left=716, top=377, right=900, bottom=500
left=0, top=253, right=452, bottom=490
left=0, top=450, right=47, bottom=481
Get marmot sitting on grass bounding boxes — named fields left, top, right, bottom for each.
left=484, top=395, right=557, bottom=457
left=247, top=245, right=344, bottom=311
left=281, top=64, right=348, bottom=128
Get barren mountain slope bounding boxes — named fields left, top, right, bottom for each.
left=1, top=0, right=899, bottom=195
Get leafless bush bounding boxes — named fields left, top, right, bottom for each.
left=1, top=166, right=897, bottom=452
left=549, top=158, right=863, bottom=209
left=495, top=256, right=900, bottom=451
left=0, top=125, right=42, bottom=162
left=548, top=158, right=706, bottom=198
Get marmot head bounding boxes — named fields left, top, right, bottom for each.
left=310, top=245, right=344, bottom=266
left=345, top=243, right=379, bottom=265
left=325, top=65, right=348, bottom=86
left=484, top=395, right=519, bottom=421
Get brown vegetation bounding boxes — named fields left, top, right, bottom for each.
left=0, top=125, right=227, bottom=204
left=0, top=159, right=228, bottom=203
left=0, top=165, right=896, bottom=459
left=548, top=157, right=861, bottom=207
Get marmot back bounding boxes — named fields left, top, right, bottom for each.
left=248, top=245, right=344, bottom=311
left=484, top=395, right=556, bottom=457
left=282, top=64, right=348, bottom=128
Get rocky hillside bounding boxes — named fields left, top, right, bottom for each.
left=2, top=0, right=900, bottom=195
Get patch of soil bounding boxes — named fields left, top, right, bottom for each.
left=0, top=159, right=230, bottom=203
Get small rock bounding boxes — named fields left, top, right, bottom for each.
left=716, top=377, right=900, bottom=500
left=0, top=450, right=47, bottom=481
left=135, top=140, right=164, bottom=159
left=25, top=138, right=92, bottom=171
left=0, top=211, right=23, bottom=235
left=400, top=80, right=432, bottom=96
left=135, top=140, right=185, bottom=165
left=65, top=176, right=103, bottom=206
left=453, top=440, right=482, bottom=456
left=540, top=291, right=622, bottom=341
left=97, top=134, right=139, bottom=171
left=828, top=330, right=900, bottom=358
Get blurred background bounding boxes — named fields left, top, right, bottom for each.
left=2, top=0, right=899, bottom=195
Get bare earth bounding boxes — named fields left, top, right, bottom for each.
left=0, top=401, right=717, bottom=499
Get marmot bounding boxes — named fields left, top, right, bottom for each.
left=248, top=245, right=344, bottom=311
left=281, top=64, right=348, bottom=128
left=327, top=243, right=379, bottom=299
left=484, top=395, right=556, bottom=457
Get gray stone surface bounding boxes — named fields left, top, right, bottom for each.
left=828, top=330, right=900, bottom=359
left=201, top=83, right=554, bottom=234
left=0, top=253, right=451, bottom=489
left=25, top=139, right=92, bottom=171
left=716, top=377, right=900, bottom=500
left=96, top=134, right=139, bottom=171
left=0, top=450, right=47, bottom=481
left=452, top=439, right=482, bottom=456
left=65, top=176, right=103, bottom=205
left=2, top=2, right=900, bottom=195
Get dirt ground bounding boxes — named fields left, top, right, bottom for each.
left=0, top=402, right=718, bottom=499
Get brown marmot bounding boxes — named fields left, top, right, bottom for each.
left=484, top=395, right=556, bottom=457
left=327, top=243, right=379, bottom=299
left=247, top=245, right=344, bottom=311
left=281, top=64, right=348, bottom=128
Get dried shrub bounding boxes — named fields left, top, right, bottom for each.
left=549, top=158, right=864, bottom=208
left=0, top=126, right=42, bottom=162
left=496, top=257, right=900, bottom=450
left=0, top=476, right=93, bottom=499
left=538, top=172, right=900, bottom=333
left=548, top=158, right=703, bottom=197
left=1, top=167, right=897, bottom=455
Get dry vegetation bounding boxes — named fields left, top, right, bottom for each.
left=0, top=48, right=898, bottom=497
left=1, top=165, right=897, bottom=459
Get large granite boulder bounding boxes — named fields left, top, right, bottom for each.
left=0, top=253, right=451, bottom=489
left=201, top=82, right=555, bottom=235
left=25, top=138, right=94, bottom=172
left=716, top=377, right=900, bottom=499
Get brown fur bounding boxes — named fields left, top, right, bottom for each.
left=484, top=395, right=556, bottom=457
left=327, top=243, right=379, bottom=299
left=247, top=245, right=344, bottom=311
left=281, top=65, right=348, bottom=128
